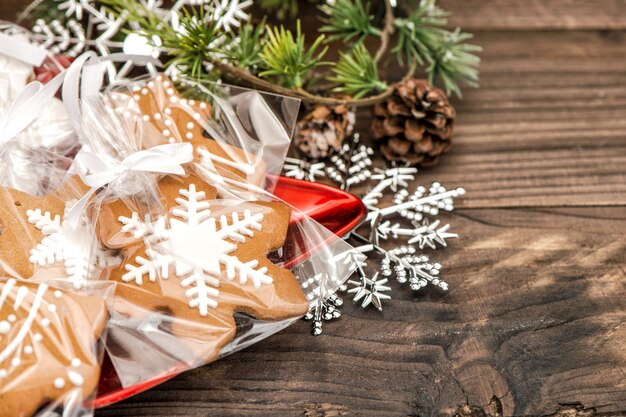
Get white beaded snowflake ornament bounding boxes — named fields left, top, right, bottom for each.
left=285, top=135, right=465, bottom=334
left=27, top=0, right=254, bottom=82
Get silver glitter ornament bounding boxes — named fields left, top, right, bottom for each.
left=285, top=135, right=465, bottom=334
left=304, top=285, right=345, bottom=336
left=299, top=248, right=365, bottom=336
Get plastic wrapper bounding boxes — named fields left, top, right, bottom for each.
left=70, top=74, right=359, bottom=387
left=0, top=22, right=34, bottom=99
left=0, top=22, right=79, bottom=196
left=103, top=75, right=299, bottom=192
left=0, top=62, right=113, bottom=416
left=0, top=164, right=114, bottom=289
left=0, top=278, right=112, bottom=417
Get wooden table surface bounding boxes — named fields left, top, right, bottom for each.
left=2, top=1, right=626, bottom=416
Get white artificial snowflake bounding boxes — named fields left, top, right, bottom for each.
left=57, top=0, right=83, bottom=19
left=119, top=184, right=273, bottom=316
left=347, top=273, right=391, bottom=311
left=171, top=0, right=211, bottom=10
left=210, top=0, right=253, bottom=31
left=377, top=218, right=457, bottom=249
left=27, top=200, right=114, bottom=289
left=170, top=0, right=252, bottom=31
left=32, top=0, right=165, bottom=81
left=286, top=136, right=465, bottom=334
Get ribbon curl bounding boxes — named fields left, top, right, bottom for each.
left=0, top=71, right=66, bottom=146
left=0, top=32, right=47, bottom=67
left=67, top=142, right=194, bottom=228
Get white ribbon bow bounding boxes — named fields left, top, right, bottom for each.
left=0, top=32, right=47, bottom=67
left=67, top=142, right=194, bottom=227
left=62, top=52, right=162, bottom=132
left=0, top=50, right=159, bottom=147
left=0, top=70, right=66, bottom=146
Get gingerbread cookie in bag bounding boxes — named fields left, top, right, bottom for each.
left=0, top=279, right=107, bottom=417
left=0, top=179, right=116, bottom=287
left=94, top=167, right=308, bottom=364
left=114, top=75, right=267, bottom=186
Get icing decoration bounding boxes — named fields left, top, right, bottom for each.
left=27, top=200, right=115, bottom=289
left=0, top=279, right=86, bottom=390
left=120, top=76, right=258, bottom=178
left=119, top=184, right=272, bottom=316
left=197, top=147, right=255, bottom=176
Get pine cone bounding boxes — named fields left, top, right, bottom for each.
left=371, top=79, right=455, bottom=166
left=295, top=101, right=356, bottom=159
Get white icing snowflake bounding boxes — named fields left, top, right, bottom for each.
left=119, top=184, right=273, bottom=316
left=27, top=200, right=114, bottom=289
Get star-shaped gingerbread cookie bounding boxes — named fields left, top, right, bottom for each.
left=95, top=172, right=308, bottom=366
left=0, top=278, right=107, bottom=417
left=0, top=178, right=114, bottom=288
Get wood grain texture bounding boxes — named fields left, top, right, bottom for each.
left=96, top=207, right=626, bottom=417
left=440, top=0, right=626, bottom=30
left=380, top=30, right=626, bottom=209
left=0, top=2, right=25, bottom=21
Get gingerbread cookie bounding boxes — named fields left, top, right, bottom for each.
left=0, top=179, right=115, bottom=287
left=95, top=172, right=308, bottom=365
left=111, top=75, right=268, bottom=186
left=0, top=278, right=107, bottom=417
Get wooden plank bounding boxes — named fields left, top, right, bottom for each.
left=0, top=4, right=22, bottom=21
left=440, top=0, right=626, bottom=31
left=4, top=1, right=626, bottom=32
left=96, top=207, right=626, bottom=417
left=370, top=30, right=626, bottom=209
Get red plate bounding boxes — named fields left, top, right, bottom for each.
left=93, top=176, right=366, bottom=408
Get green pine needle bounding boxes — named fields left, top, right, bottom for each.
left=427, top=28, right=481, bottom=97
left=55, top=0, right=481, bottom=99
left=329, top=44, right=387, bottom=99
left=259, top=21, right=329, bottom=89
left=102, top=0, right=223, bottom=79
left=226, top=18, right=266, bottom=72
left=169, top=9, right=223, bottom=79
left=392, top=0, right=448, bottom=65
left=257, top=0, right=299, bottom=20
left=319, top=0, right=381, bottom=44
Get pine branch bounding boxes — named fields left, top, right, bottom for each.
left=226, top=18, right=266, bottom=72
left=427, top=28, right=481, bottom=97
left=257, top=0, right=299, bottom=20
left=329, top=44, right=387, bottom=99
left=374, top=0, right=395, bottom=63
left=392, top=0, right=448, bottom=65
left=170, top=9, right=223, bottom=79
left=213, top=60, right=416, bottom=107
left=319, top=0, right=381, bottom=44
left=60, top=0, right=480, bottom=101
left=390, top=0, right=481, bottom=96
left=259, top=20, right=328, bottom=88
left=103, top=0, right=222, bottom=79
